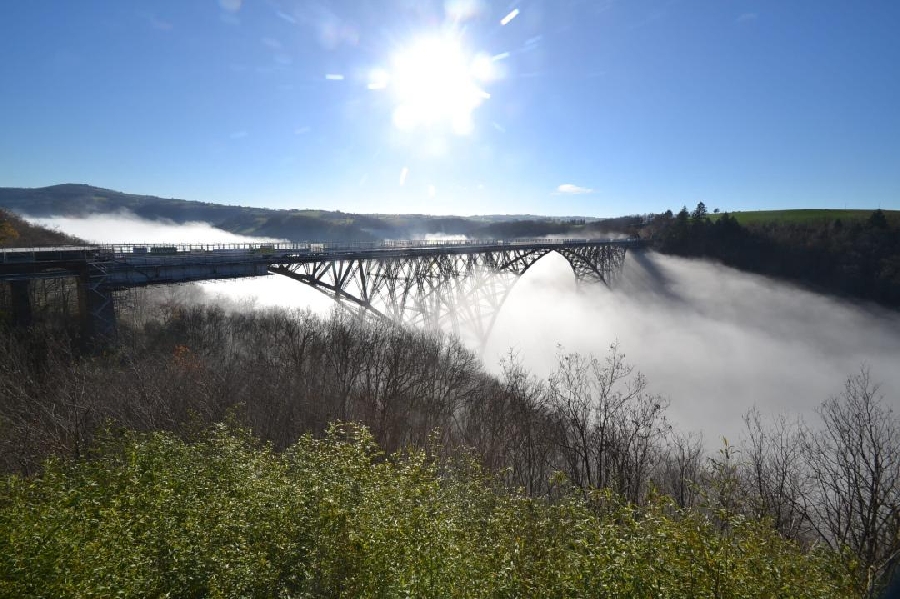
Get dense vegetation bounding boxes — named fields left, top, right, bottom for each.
left=1, top=424, right=855, bottom=598
left=1, top=299, right=898, bottom=596
left=647, top=205, right=900, bottom=309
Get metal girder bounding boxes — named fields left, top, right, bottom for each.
left=79, top=261, right=117, bottom=347
left=270, top=243, right=629, bottom=348
left=557, top=244, right=628, bottom=286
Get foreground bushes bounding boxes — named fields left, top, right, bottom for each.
left=2, top=306, right=896, bottom=594
left=1, top=425, right=855, bottom=598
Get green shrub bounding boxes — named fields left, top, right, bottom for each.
left=0, top=424, right=856, bottom=598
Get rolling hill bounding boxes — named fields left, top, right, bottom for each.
left=0, top=184, right=607, bottom=242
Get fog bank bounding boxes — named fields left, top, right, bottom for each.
left=485, top=251, right=900, bottom=443
left=28, top=214, right=334, bottom=313
left=30, top=214, right=286, bottom=245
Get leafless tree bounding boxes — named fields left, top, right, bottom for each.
left=547, top=342, right=669, bottom=503
left=741, top=407, right=809, bottom=540
left=802, top=368, right=900, bottom=596
left=655, top=429, right=706, bottom=509
left=456, top=352, right=559, bottom=496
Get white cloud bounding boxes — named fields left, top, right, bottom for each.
left=556, top=183, right=593, bottom=195
left=736, top=12, right=758, bottom=23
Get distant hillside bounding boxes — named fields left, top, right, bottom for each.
left=0, top=184, right=380, bottom=242
left=648, top=205, right=900, bottom=310
left=0, top=184, right=612, bottom=242
left=0, top=208, right=84, bottom=247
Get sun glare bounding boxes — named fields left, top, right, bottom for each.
left=373, top=35, right=494, bottom=135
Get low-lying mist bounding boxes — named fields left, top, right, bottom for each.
left=28, top=214, right=900, bottom=443
left=486, top=251, right=900, bottom=444
left=30, top=214, right=286, bottom=245
left=28, top=214, right=335, bottom=313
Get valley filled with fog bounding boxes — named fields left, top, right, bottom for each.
left=489, top=251, right=900, bottom=443
left=33, top=214, right=900, bottom=444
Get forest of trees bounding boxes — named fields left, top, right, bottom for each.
left=0, top=295, right=897, bottom=597
left=647, top=206, right=900, bottom=309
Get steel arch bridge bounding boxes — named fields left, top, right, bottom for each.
left=266, top=240, right=632, bottom=346
left=1, top=238, right=638, bottom=347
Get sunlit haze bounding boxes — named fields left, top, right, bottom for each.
left=2, top=2, right=898, bottom=215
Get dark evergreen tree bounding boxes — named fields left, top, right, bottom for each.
left=692, top=201, right=708, bottom=220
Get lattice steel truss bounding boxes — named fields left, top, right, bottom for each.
left=71, top=259, right=117, bottom=347
left=270, top=244, right=628, bottom=347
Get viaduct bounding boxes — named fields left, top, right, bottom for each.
left=0, top=238, right=638, bottom=347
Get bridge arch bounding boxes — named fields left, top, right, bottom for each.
left=268, top=242, right=630, bottom=348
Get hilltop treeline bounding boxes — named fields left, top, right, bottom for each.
left=646, top=206, right=900, bottom=308
left=1, top=304, right=898, bottom=596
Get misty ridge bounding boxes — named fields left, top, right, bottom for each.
left=29, top=212, right=289, bottom=245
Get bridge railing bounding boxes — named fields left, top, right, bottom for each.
left=97, top=237, right=640, bottom=256
left=1, top=238, right=641, bottom=265
left=0, top=246, right=104, bottom=264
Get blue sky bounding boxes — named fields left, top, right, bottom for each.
left=1, top=1, right=898, bottom=216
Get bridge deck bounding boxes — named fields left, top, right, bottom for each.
left=1, top=238, right=640, bottom=286
left=1, top=238, right=639, bottom=346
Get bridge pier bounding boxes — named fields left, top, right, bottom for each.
left=78, top=266, right=117, bottom=348
left=9, top=280, right=33, bottom=328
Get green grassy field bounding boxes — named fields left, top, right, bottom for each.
left=710, top=208, right=899, bottom=226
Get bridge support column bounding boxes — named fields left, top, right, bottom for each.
left=9, top=280, right=33, bottom=328
left=78, top=268, right=116, bottom=349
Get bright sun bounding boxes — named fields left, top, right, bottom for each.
left=371, top=35, right=494, bottom=135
